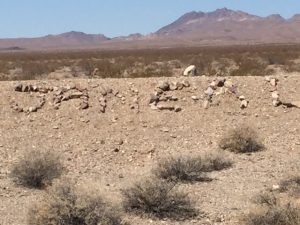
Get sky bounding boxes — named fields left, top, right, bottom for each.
left=0, top=0, right=300, bottom=38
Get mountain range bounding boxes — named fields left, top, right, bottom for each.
left=1, top=8, right=300, bottom=50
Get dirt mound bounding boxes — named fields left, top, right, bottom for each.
left=0, top=75, right=299, bottom=225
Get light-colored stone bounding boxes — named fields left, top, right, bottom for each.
left=271, top=91, right=279, bottom=99
left=183, top=65, right=197, bottom=76
left=204, top=87, right=214, bottom=97
left=203, top=100, right=210, bottom=109
left=239, top=95, right=246, bottom=101
left=158, top=82, right=170, bottom=91
left=240, top=100, right=248, bottom=109
left=270, top=78, right=278, bottom=87
left=272, top=99, right=282, bottom=107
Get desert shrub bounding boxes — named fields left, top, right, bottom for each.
left=28, top=182, right=124, bottom=225
left=247, top=204, right=300, bottom=225
left=154, top=153, right=232, bottom=182
left=122, top=179, right=197, bottom=220
left=219, top=126, right=264, bottom=153
left=11, top=150, right=63, bottom=188
left=247, top=194, right=300, bottom=225
left=279, top=176, right=300, bottom=197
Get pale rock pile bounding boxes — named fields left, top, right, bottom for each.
left=202, top=78, right=249, bottom=109
left=128, top=83, right=140, bottom=114
left=52, top=84, right=89, bottom=110
left=149, top=80, right=190, bottom=112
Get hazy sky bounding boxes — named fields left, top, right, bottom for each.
left=1, top=0, right=300, bottom=38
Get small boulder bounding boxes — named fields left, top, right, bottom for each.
left=272, top=99, right=282, bottom=107
left=183, top=65, right=197, bottom=76
left=203, top=100, right=210, bottom=109
left=240, top=100, right=248, bottom=109
left=149, top=94, right=159, bottom=104
left=14, top=83, right=23, bottom=92
left=239, top=96, right=246, bottom=101
left=270, top=78, right=278, bottom=87
left=158, top=82, right=170, bottom=91
left=204, top=87, right=214, bottom=97
left=182, top=80, right=190, bottom=87
left=271, top=91, right=280, bottom=100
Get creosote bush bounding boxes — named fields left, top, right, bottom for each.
left=28, top=182, right=124, bottom=225
left=246, top=194, right=300, bottom=225
left=219, top=126, right=264, bottom=153
left=11, top=150, right=63, bottom=188
left=122, top=179, right=197, bottom=220
left=154, top=152, right=232, bottom=182
left=279, top=176, right=300, bottom=197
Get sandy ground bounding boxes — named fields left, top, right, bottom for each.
left=0, top=74, right=299, bottom=225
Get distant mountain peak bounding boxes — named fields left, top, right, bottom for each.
left=290, top=14, right=300, bottom=21
left=266, top=14, right=285, bottom=21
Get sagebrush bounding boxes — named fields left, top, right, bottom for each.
left=122, top=178, right=197, bottom=220
left=219, top=126, right=264, bottom=153
left=154, top=152, right=232, bottom=182
left=11, top=150, right=63, bottom=188
left=28, top=182, right=124, bottom=225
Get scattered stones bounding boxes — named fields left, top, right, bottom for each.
left=183, top=65, right=197, bottom=76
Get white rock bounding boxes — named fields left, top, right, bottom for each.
left=272, top=99, right=282, bottom=107
left=203, top=100, right=209, bottom=109
left=270, top=78, right=278, bottom=87
left=240, top=100, right=248, bottom=109
left=271, top=91, right=279, bottom=99
left=204, top=87, right=214, bottom=97
left=239, top=95, right=246, bottom=101
left=183, top=65, right=197, bottom=76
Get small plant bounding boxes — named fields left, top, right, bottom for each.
left=219, top=126, right=264, bottom=153
left=11, top=150, right=63, bottom=188
left=122, top=178, right=197, bottom=220
left=154, top=153, right=232, bottom=182
left=279, top=176, right=300, bottom=197
left=28, top=182, right=124, bottom=225
left=246, top=193, right=300, bottom=225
